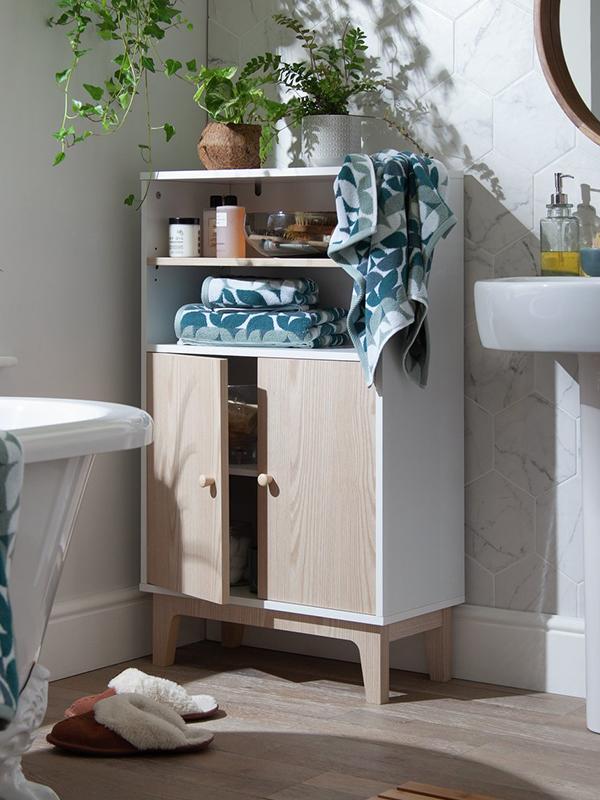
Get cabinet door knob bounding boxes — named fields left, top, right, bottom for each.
left=257, top=473, right=273, bottom=487
left=199, top=475, right=215, bottom=488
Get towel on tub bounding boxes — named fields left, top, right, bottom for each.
left=0, top=431, right=23, bottom=729
left=201, top=276, right=319, bottom=310
left=328, top=150, right=456, bottom=387
left=175, top=304, right=349, bottom=349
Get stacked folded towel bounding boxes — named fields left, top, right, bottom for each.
left=175, top=277, right=349, bottom=349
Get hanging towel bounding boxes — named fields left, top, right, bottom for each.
left=0, top=431, right=23, bottom=730
left=175, top=304, right=349, bottom=349
left=201, top=276, right=319, bottom=310
left=327, top=150, right=456, bottom=387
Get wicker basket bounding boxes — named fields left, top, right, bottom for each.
left=197, top=122, right=261, bottom=169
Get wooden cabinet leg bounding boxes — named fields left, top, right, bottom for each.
left=152, top=595, right=181, bottom=667
left=355, top=630, right=389, bottom=704
left=221, top=622, right=244, bottom=648
left=425, top=607, right=453, bottom=682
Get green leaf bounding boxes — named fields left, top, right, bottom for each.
left=124, top=194, right=135, bottom=206
left=141, top=56, right=156, bottom=73
left=164, top=58, right=182, bottom=76
left=55, top=68, right=71, bottom=84
left=186, top=59, right=197, bottom=72
left=53, top=151, right=66, bottom=166
left=83, top=83, right=103, bottom=101
left=163, top=122, right=175, bottom=142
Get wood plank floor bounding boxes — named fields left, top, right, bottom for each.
left=22, top=641, right=600, bottom=800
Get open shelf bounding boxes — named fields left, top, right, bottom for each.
left=141, top=166, right=339, bottom=183
left=229, top=464, right=257, bottom=478
left=147, top=256, right=336, bottom=268
left=147, top=343, right=359, bottom=362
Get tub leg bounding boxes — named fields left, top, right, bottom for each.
left=0, top=663, right=59, bottom=800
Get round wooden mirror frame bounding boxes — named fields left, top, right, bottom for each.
left=535, top=0, right=600, bottom=146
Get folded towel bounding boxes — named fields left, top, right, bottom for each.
left=175, top=304, right=349, bottom=349
left=201, top=276, right=319, bottom=309
left=328, top=150, right=456, bottom=387
left=0, top=431, right=23, bottom=730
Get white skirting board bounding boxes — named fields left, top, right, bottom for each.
left=39, top=588, right=203, bottom=682
left=40, top=594, right=585, bottom=698
left=207, top=604, right=586, bottom=699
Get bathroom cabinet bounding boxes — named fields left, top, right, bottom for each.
left=141, top=166, right=464, bottom=703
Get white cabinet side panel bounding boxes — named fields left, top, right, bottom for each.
left=381, top=176, right=465, bottom=617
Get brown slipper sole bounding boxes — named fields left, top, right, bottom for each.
left=47, top=711, right=214, bottom=757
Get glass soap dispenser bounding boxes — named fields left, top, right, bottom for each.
left=540, top=172, right=581, bottom=276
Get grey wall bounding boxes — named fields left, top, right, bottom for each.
left=208, top=0, right=596, bottom=619
left=0, top=0, right=207, bottom=606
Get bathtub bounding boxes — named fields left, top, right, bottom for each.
left=0, top=397, right=152, bottom=800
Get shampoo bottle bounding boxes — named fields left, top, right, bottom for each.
left=540, top=172, right=581, bottom=276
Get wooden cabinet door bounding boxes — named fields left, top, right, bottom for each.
left=146, top=353, right=229, bottom=603
left=258, top=359, right=376, bottom=614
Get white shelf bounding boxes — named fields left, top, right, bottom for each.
left=142, top=165, right=463, bottom=183
left=141, top=166, right=339, bottom=183
left=229, top=464, right=258, bottom=477
left=147, top=257, right=336, bottom=268
left=147, top=343, right=359, bottom=362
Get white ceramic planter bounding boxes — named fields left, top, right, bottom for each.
left=301, top=114, right=362, bottom=167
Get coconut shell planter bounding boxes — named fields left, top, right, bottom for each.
left=198, top=122, right=261, bottom=170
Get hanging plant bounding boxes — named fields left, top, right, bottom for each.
left=48, top=0, right=193, bottom=206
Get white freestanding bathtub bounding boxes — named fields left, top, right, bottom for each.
left=0, top=397, right=152, bottom=800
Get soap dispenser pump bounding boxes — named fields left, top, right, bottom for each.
left=540, top=172, right=581, bottom=276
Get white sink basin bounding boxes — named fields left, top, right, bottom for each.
left=475, top=276, right=600, bottom=352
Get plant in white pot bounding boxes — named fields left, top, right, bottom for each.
left=241, top=15, right=398, bottom=166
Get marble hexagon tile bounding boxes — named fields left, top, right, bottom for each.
left=536, top=477, right=584, bottom=585
left=455, top=0, right=533, bottom=95
left=465, top=470, right=535, bottom=573
left=465, top=322, right=533, bottom=414
left=494, top=70, right=576, bottom=173
left=465, top=397, right=494, bottom=484
left=494, top=394, right=577, bottom=497
left=495, top=552, right=578, bottom=615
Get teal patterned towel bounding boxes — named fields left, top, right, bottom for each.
left=328, top=150, right=456, bottom=386
left=201, top=276, right=319, bottom=309
left=175, top=304, right=349, bottom=349
left=0, top=431, right=23, bottom=729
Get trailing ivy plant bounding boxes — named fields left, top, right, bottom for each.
left=49, top=0, right=193, bottom=206
left=241, top=13, right=427, bottom=154
left=186, top=65, right=286, bottom=163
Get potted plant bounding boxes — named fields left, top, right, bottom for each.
left=189, top=65, right=285, bottom=169
left=241, top=14, right=388, bottom=166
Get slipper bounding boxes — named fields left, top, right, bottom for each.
left=48, top=693, right=214, bottom=756
left=65, top=667, right=218, bottom=722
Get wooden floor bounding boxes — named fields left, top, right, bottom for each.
left=23, top=641, right=600, bottom=800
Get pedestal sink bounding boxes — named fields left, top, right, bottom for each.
left=475, top=276, right=600, bottom=733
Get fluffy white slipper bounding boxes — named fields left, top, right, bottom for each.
left=109, top=668, right=218, bottom=719
left=48, top=693, right=214, bottom=756
left=95, top=693, right=213, bottom=751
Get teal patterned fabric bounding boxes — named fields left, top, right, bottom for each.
left=0, top=431, right=23, bottom=729
left=201, top=276, right=319, bottom=309
left=175, top=304, right=349, bottom=348
left=328, top=150, right=456, bottom=386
